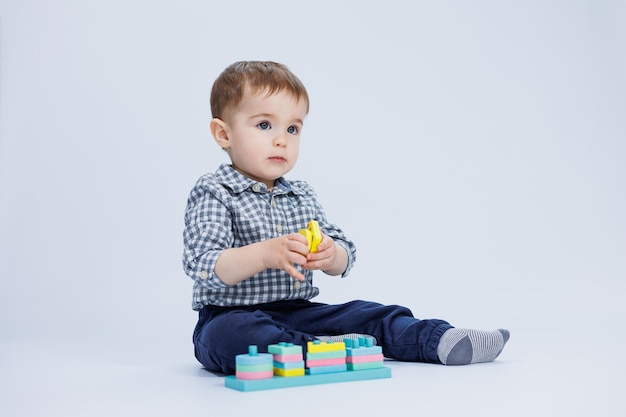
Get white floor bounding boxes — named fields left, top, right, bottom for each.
left=2, top=320, right=624, bottom=417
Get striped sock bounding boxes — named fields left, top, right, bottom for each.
left=437, top=328, right=510, bottom=365
left=315, top=333, right=377, bottom=345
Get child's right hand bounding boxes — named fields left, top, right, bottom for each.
left=262, top=233, right=311, bottom=281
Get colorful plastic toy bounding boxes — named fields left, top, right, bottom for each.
left=225, top=338, right=391, bottom=392
left=269, top=342, right=305, bottom=377
left=225, top=366, right=391, bottom=391
left=307, top=340, right=345, bottom=353
left=299, top=220, right=322, bottom=253
left=235, top=345, right=274, bottom=380
left=345, top=337, right=384, bottom=371
left=306, top=340, right=347, bottom=374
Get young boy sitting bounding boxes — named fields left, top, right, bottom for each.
left=182, top=61, right=509, bottom=375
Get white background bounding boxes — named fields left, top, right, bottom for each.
left=1, top=1, right=625, bottom=416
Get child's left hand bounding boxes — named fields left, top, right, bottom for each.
left=302, top=234, right=338, bottom=272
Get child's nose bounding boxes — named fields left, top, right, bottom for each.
left=273, top=132, right=287, bottom=147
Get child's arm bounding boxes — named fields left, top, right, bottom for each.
left=214, top=233, right=312, bottom=285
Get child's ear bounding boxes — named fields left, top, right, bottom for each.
left=210, top=118, right=231, bottom=149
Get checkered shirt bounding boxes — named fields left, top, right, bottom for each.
left=182, top=164, right=357, bottom=310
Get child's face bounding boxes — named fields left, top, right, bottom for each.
left=215, top=89, right=307, bottom=189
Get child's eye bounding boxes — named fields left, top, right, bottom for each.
left=257, top=121, right=271, bottom=130
left=287, top=125, right=299, bottom=135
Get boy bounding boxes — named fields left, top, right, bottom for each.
left=183, top=61, right=509, bottom=375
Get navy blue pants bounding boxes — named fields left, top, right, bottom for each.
left=193, top=299, right=452, bottom=374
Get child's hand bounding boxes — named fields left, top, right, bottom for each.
left=302, top=234, right=339, bottom=272
left=262, top=233, right=310, bottom=281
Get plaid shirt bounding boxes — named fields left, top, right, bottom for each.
left=183, top=164, right=357, bottom=310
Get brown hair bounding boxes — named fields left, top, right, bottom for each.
left=210, top=61, right=310, bottom=121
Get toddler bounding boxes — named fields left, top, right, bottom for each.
left=182, top=61, right=509, bottom=374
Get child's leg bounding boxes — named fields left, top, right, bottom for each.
left=294, top=300, right=509, bottom=365
left=292, top=300, right=452, bottom=363
left=192, top=303, right=318, bottom=375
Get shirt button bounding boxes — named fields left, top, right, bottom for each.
left=252, top=184, right=261, bottom=192
left=199, top=271, right=209, bottom=280
left=294, top=281, right=301, bottom=290
left=271, top=199, right=277, bottom=207
left=276, top=225, right=283, bottom=233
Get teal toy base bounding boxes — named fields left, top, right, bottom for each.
left=224, top=366, right=391, bottom=391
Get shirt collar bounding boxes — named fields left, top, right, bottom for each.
left=214, top=163, right=305, bottom=195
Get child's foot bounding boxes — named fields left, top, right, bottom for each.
left=437, top=328, right=510, bottom=365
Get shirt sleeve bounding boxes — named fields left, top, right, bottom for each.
left=316, top=200, right=357, bottom=277
left=182, top=176, right=233, bottom=289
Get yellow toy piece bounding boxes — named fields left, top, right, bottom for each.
left=307, top=220, right=322, bottom=252
left=273, top=367, right=305, bottom=377
left=299, top=220, right=322, bottom=253
left=307, top=340, right=346, bottom=353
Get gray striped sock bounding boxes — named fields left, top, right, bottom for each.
left=437, top=328, right=510, bottom=365
left=315, top=333, right=377, bottom=345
